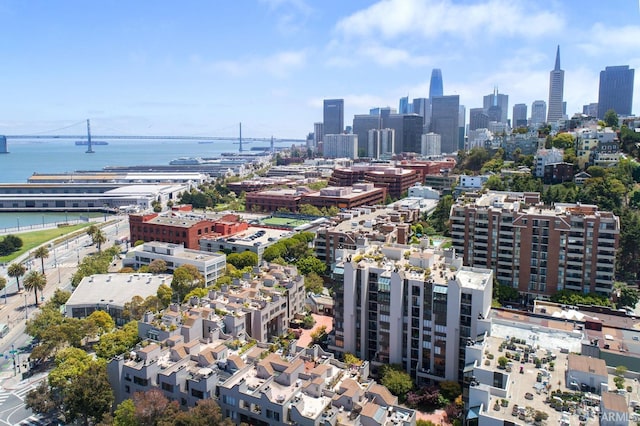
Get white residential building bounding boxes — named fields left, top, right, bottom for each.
left=534, top=147, right=564, bottom=177
left=324, top=134, right=358, bottom=159
left=124, top=242, right=226, bottom=287
left=421, top=132, right=441, bottom=156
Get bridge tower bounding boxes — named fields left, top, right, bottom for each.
left=86, top=119, right=94, bottom=154
left=238, top=122, right=243, bottom=153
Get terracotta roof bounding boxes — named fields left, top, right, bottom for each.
left=139, top=343, right=160, bottom=353
left=336, top=378, right=361, bottom=398
left=228, top=354, right=245, bottom=369
left=601, top=392, right=628, bottom=412
left=369, top=383, right=397, bottom=406
left=171, top=344, right=187, bottom=359
left=361, top=402, right=383, bottom=420
left=567, top=354, right=607, bottom=377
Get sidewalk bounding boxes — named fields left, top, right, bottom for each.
left=0, top=370, right=47, bottom=391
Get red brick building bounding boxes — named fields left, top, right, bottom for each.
left=397, top=158, right=457, bottom=180
left=129, top=212, right=248, bottom=249
left=363, top=168, right=420, bottom=199
left=300, top=184, right=386, bottom=210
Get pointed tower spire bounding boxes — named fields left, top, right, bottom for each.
left=554, top=45, right=561, bottom=71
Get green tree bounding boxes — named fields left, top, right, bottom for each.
left=493, top=284, right=519, bottom=304
left=617, top=210, right=640, bottom=280
left=616, top=284, right=639, bottom=309
left=113, top=399, right=138, bottom=426
left=380, top=364, right=414, bottom=400
left=439, top=380, right=462, bottom=402
left=171, top=264, right=205, bottom=300
left=604, top=109, right=619, bottom=128
left=157, top=284, right=173, bottom=308
left=497, top=356, right=509, bottom=369
left=23, top=270, right=47, bottom=306
left=92, top=229, right=107, bottom=252
left=296, top=257, right=327, bottom=276
left=63, top=361, right=114, bottom=425
left=7, top=262, right=26, bottom=292
left=33, top=245, right=50, bottom=274
left=25, top=381, right=57, bottom=417
left=551, top=133, right=575, bottom=149
left=298, top=204, right=323, bottom=216
left=227, top=251, right=259, bottom=269
left=87, top=310, right=115, bottom=336
left=484, top=175, right=506, bottom=191
left=0, top=276, right=5, bottom=294
left=304, top=272, right=324, bottom=294
left=430, top=195, right=454, bottom=236
left=94, top=321, right=140, bottom=359
left=148, top=259, right=167, bottom=274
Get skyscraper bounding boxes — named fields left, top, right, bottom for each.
left=429, top=69, right=443, bottom=99
left=531, top=100, right=547, bottom=127
left=583, top=103, right=598, bottom=117
left=597, top=65, right=635, bottom=119
left=469, top=108, right=489, bottom=131
left=547, top=46, right=565, bottom=122
left=399, top=96, right=412, bottom=114
left=512, top=104, right=528, bottom=127
left=458, top=105, right=466, bottom=151
left=323, top=99, right=344, bottom=137
left=431, top=95, right=460, bottom=154
left=483, top=89, right=509, bottom=123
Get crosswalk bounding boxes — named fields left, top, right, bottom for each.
left=0, top=387, right=10, bottom=405
left=14, top=382, right=39, bottom=400
left=18, top=415, right=57, bottom=426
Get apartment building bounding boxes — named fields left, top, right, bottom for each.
left=330, top=243, right=493, bottom=384
left=124, top=241, right=227, bottom=286
left=218, top=348, right=416, bottom=426
left=313, top=206, right=416, bottom=266
left=450, top=191, right=619, bottom=299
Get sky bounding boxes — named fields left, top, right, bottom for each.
left=0, top=0, right=639, bottom=139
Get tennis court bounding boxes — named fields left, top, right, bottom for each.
left=259, top=216, right=310, bottom=228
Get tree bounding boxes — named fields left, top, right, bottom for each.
left=157, top=284, right=173, bottom=308
left=604, top=109, right=619, bottom=128
left=92, top=229, right=107, bottom=252
left=132, top=388, right=172, bottom=426
left=148, top=259, right=167, bottom=274
left=0, top=234, right=23, bottom=256
left=429, top=195, right=453, bottom=236
left=86, top=310, right=115, bottom=336
left=7, top=262, right=26, bottom=292
left=63, top=361, right=114, bottom=425
left=113, top=399, right=137, bottom=426
left=296, top=257, right=327, bottom=276
left=23, top=270, right=47, bottom=306
left=227, top=251, right=258, bottom=269
left=25, top=381, right=57, bottom=416
left=94, top=321, right=140, bottom=359
left=344, top=353, right=363, bottom=368
left=497, top=356, right=509, bottom=369
left=493, top=284, right=519, bottom=304
left=439, top=380, right=462, bottom=402
left=304, top=272, right=324, bottom=294
left=380, top=364, right=414, bottom=399
left=171, top=264, right=205, bottom=300
left=617, top=285, right=639, bottom=309
left=298, top=204, right=323, bottom=216
left=0, top=276, right=5, bottom=293
left=33, top=245, right=50, bottom=274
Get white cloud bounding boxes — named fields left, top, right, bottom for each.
left=208, top=49, right=308, bottom=78
left=259, top=0, right=314, bottom=35
left=577, top=23, right=640, bottom=56
left=334, top=0, right=564, bottom=41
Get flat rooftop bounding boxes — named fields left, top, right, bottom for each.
left=66, top=273, right=172, bottom=309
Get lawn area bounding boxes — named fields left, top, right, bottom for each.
left=0, top=223, right=92, bottom=263
left=260, top=217, right=310, bottom=227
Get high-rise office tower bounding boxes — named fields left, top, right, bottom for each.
left=368, top=128, right=395, bottom=159
left=431, top=95, right=460, bottom=154
left=399, top=96, right=412, bottom=114
left=458, top=105, right=466, bottom=151
left=597, top=65, right=635, bottom=119
left=412, top=98, right=428, bottom=118
left=583, top=103, right=598, bottom=117
left=313, top=122, right=324, bottom=147
left=323, top=99, right=344, bottom=138
left=323, top=134, right=358, bottom=159
left=483, top=88, right=509, bottom=123
left=469, top=108, right=489, bottom=131
left=547, top=46, right=565, bottom=122
left=531, top=100, right=547, bottom=127
left=512, top=104, right=528, bottom=127
left=386, top=114, right=424, bottom=154
left=429, top=69, right=444, bottom=99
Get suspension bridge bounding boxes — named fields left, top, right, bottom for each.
left=0, top=120, right=306, bottom=153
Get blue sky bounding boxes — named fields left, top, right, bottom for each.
left=0, top=0, right=638, bottom=138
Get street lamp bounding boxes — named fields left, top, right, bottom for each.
left=17, top=218, right=20, bottom=231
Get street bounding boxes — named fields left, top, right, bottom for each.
left=0, top=216, right=128, bottom=425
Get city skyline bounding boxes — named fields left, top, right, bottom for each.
left=0, top=0, right=639, bottom=138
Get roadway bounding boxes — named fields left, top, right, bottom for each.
left=0, top=216, right=129, bottom=425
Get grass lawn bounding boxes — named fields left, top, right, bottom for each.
left=0, top=223, right=92, bottom=263
left=260, top=217, right=310, bottom=227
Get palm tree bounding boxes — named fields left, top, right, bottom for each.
left=92, top=229, right=107, bottom=252
left=33, top=246, right=50, bottom=274
left=23, top=271, right=46, bottom=307
left=7, top=262, right=26, bottom=292
left=0, top=276, right=6, bottom=297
